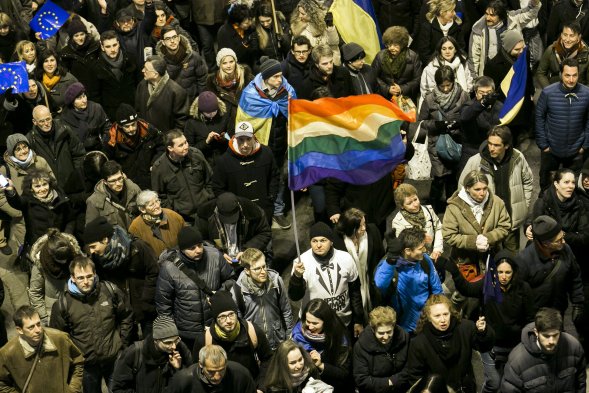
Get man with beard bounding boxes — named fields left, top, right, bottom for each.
left=103, top=103, right=164, bottom=189
left=0, top=305, right=84, bottom=392
left=50, top=257, right=133, bottom=393
left=82, top=217, right=159, bottom=334
left=299, top=44, right=352, bottom=99
left=110, top=315, right=193, bottom=393
left=129, top=189, right=186, bottom=256
left=501, top=307, right=586, bottom=393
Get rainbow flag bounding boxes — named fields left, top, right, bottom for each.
left=330, top=0, right=382, bottom=64
left=288, top=94, right=412, bottom=190
left=499, top=47, right=528, bottom=125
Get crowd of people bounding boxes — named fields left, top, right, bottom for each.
left=0, top=0, right=588, bottom=391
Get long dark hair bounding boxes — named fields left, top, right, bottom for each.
left=34, top=49, right=68, bottom=80
left=264, top=340, right=316, bottom=392
left=431, top=36, right=468, bottom=65
left=301, top=299, right=349, bottom=364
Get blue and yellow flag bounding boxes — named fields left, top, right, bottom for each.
left=499, top=47, right=528, bottom=125
left=0, top=62, right=29, bottom=94
left=330, top=0, right=382, bottom=64
left=30, top=1, right=69, bottom=40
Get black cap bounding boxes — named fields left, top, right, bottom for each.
left=216, top=193, right=240, bottom=224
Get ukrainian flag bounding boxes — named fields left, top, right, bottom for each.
left=330, top=0, right=382, bottom=64
left=499, top=47, right=528, bottom=125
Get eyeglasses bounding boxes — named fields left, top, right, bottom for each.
left=217, top=311, right=236, bottom=322
left=293, top=50, right=309, bottom=55
left=106, top=176, right=124, bottom=184
left=163, top=34, right=179, bottom=42
left=118, top=17, right=134, bottom=25
left=160, top=336, right=181, bottom=346
left=249, top=265, right=267, bottom=273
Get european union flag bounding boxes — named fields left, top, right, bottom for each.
left=0, top=61, right=29, bottom=94
left=30, top=1, right=69, bottom=40
left=483, top=254, right=503, bottom=304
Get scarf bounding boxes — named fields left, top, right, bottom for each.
left=34, top=189, right=58, bottom=205
left=432, top=82, right=461, bottom=111
left=458, top=187, right=489, bottom=224
left=214, top=321, right=241, bottom=341
left=302, top=325, right=326, bottom=345
left=243, top=274, right=266, bottom=297
left=232, top=23, right=247, bottom=40
left=96, top=226, right=132, bottom=270
left=487, top=21, right=505, bottom=59
left=101, top=51, right=124, bottom=80
left=67, top=274, right=99, bottom=296
left=142, top=212, right=163, bottom=226
left=344, top=232, right=370, bottom=317
left=311, top=246, right=334, bottom=264
left=9, top=150, right=34, bottom=168
left=400, top=208, right=427, bottom=230
left=554, top=38, right=585, bottom=63
left=423, top=318, right=461, bottom=362
left=291, top=367, right=310, bottom=388
left=217, top=72, right=238, bottom=89
left=161, top=40, right=187, bottom=65
left=42, top=74, right=61, bottom=91
left=381, top=48, right=408, bottom=81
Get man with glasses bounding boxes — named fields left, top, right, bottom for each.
left=104, top=103, right=164, bottom=189
left=86, top=160, right=142, bottom=228
left=136, top=55, right=189, bottom=132
left=230, top=248, right=294, bottom=350
left=111, top=314, right=193, bottom=393
left=109, top=0, right=156, bottom=68
left=280, top=35, right=312, bottom=95
left=50, top=256, right=133, bottom=393
left=195, top=290, right=272, bottom=390
left=129, top=189, right=186, bottom=256
left=156, top=25, right=208, bottom=103
left=169, top=344, right=256, bottom=392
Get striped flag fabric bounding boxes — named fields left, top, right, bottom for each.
left=288, top=94, right=412, bottom=191
left=330, top=0, right=382, bottom=64
left=499, top=47, right=528, bottom=125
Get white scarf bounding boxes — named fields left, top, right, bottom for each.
left=458, top=187, right=489, bottom=224
left=344, top=232, right=370, bottom=319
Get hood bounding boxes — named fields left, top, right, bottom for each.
left=235, top=268, right=281, bottom=294
left=3, top=150, right=40, bottom=173
left=227, top=135, right=261, bottom=158
left=189, top=94, right=227, bottom=119
left=30, top=232, right=83, bottom=267
left=520, top=322, right=552, bottom=357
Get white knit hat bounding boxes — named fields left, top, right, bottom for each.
left=216, top=48, right=238, bottom=67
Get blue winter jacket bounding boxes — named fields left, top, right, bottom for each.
left=536, top=82, right=589, bottom=157
left=373, top=255, right=443, bottom=333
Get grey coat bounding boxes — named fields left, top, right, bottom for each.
left=85, top=178, right=141, bottom=228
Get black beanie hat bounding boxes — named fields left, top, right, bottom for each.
left=64, top=82, right=85, bottom=107
left=259, top=56, right=282, bottom=80
left=83, top=216, right=114, bottom=244
left=177, top=226, right=203, bottom=250
left=532, top=215, right=562, bottom=242
left=341, top=42, right=365, bottom=63
left=115, top=103, right=138, bottom=126
left=309, top=222, right=334, bottom=242
left=198, top=91, right=219, bottom=113
left=67, top=18, right=87, bottom=38
left=210, top=290, right=238, bottom=320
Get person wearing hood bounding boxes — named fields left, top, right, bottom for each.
left=50, top=256, right=133, bottom=393
left=229, top=248, right=294, bottom=350
left=352, top=306, right=410, bottom=393
left=156, top=25, right=208, bottom=103
left=237, top=57, right=296, bottom=229
left=59, top=17, right=102, bottom=102
left=83, top=216, right=159, bottom=333
left=211, top=121, right=279, bottom=225
left=501, top=307, right=586, bottom=393
left=341, top=42, right=377, bottom=95
left=459, top=126, right=534, bottom=252
left=28, top=228, right=83, bottom=326
left=438, top=251, right=535, bottom=393
left=374, top=228, right=443, bottom=334
left=536, top=57, right=589, bottom=192
left=60, top=82, right=111, bottom=151
left=0, top=134, right=53, bottom=254
left=184, top=90, right=230, bottom=167
left=110, top=314, right=193, bottom=393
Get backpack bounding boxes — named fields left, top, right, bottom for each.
left=57, top=281, right=118, bottom=331
left=205, top=320, right=258, bottom=348
left=232, top=278, right=288, bottom=333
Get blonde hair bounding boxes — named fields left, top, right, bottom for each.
left=290, top=0, right=326, bottom=36
left=369, top=306, right=397, bottom=330
left=15, top=40, right=36, bottom=63
left=217, top=61, right=247, bottom=90
left=394, top=183, right=418, bottom=208
left=426, top=0, right=462, bottom=24
left=256, top=2, right=285, bottom=51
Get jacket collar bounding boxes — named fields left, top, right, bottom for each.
left=19, top=332, right=58, bottom=358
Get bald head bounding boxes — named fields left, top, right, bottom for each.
left=32, top=105, right=53, bottom=132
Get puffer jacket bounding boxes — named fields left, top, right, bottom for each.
left=155, top=247, right=235, bottom=340
left=460, top=145, right=533, bottom=229
left=85, top=178, right=141, bottom=228
left=50, top=280, right=134, bottom=366
left=28, top=232, right=83, bottom=324
left=535, top=81, right=589, bottom=158
left=501, top=322, right=586, bottom=393
left=155, top=35, right=208, bottom=102
left=151, top=147, right=214, bottom=219
left=230, top=269, right=294, bottom=350
left=372, top=48, right=422, bottom=101
left=352, top=325, right=410, bottom=393
left=442, top=190, right=511, bottom=267
left=468, top=2, right=540, bottom=76
left=536, top=42, right=589, bottom=88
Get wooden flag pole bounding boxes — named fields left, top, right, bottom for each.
left=269, top=0, right=280, bottom=35
left=290, top=189, right=302, bottom=261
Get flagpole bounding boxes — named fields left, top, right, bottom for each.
left=290, top=189, right=301, bottom=262
left=269, top=0, right=280, bottom=35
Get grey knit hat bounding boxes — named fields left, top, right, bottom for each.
left=6, top=134, right=29, bottom=155
left=216, top=48, right=237, bottom=67
left=152, top=315, right=179, bottom=339
left=501, top=29, right=524, bottom=53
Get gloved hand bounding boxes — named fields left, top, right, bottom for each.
left=572, top=303, right=585, bottom=324
left=481, top=93, right=498, bottom=108
left=434, top=120, right=447, bottom=131
left=324, top=12, right=334, bottom=27
left=476, top=234, right=489, bottom=252
left=446, top=120, right=460, bottom=130
left=3, top=87, right=16, bottom=103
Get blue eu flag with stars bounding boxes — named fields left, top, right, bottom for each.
left=30, top=1, right=69, bottom=40
left=0, top=62, right=29, bottom=94
left=483, top=254, right=503, bottom=305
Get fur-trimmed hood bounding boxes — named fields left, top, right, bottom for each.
left=30, top=232, right=83, bottom=268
